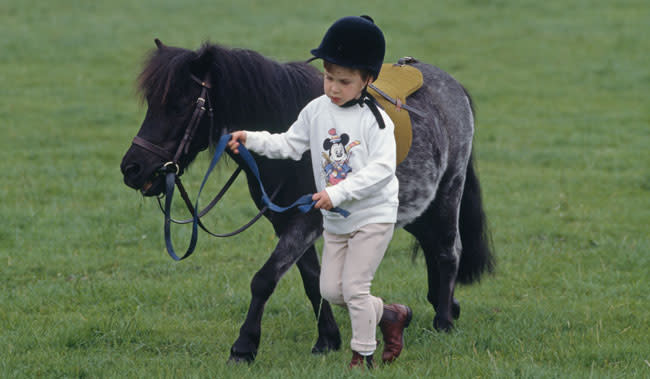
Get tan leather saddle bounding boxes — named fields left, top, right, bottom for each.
left=368, top=60, right=424, bottom=165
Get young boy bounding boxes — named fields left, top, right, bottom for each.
left=228, top=15, right=412, bottom=369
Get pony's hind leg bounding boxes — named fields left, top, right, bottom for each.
left=405, top=174, right=464, bottom=332
left=229, top=212, right=324, bottom=363
left=296, top=245, right=341, bottom=354
left=429, top=173, right=466, bottom=331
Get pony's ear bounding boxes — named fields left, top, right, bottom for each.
left=154, top=38, right=166, bottom=50
left=191, top=46, right=216, bottom=76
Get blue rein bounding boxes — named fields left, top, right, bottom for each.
left=163, top=133, right=349, bottom=261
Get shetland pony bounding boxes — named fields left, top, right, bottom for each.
left=121, top=39, right=493, bottom=362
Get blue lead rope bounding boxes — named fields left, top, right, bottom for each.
left=163, top=133, right=349, bottom=261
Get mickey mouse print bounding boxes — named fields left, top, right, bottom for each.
left=321, top=128, right=360, bottom=186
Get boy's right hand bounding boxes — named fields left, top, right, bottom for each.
left=227, top=131, right=247, bottom=154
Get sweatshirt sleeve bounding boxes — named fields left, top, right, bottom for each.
left=245, top=110, right=311, bottom=161
left=325, top=116, right=396, bottom=207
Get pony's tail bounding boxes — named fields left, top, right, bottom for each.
left=457, top=153, right=495, bottom=284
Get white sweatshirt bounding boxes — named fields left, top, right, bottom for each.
left=245, top=94, right=399, bottom=234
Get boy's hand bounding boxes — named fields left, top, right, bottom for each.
left=227, top=131, right=247, bottom=154
left=312, top=190, right=333, bottom=210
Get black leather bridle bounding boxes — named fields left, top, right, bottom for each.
left=132, top=73, right=214, bottom=175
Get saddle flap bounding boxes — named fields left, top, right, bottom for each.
left=368, top=62, right=424, bottom=165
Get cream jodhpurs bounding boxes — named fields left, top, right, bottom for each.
left=319, top=223, right=395, bottom=353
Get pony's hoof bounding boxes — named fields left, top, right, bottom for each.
left=452, top=299, right=461, bottom=320
left=311, top=336, right=341, bottom=354
left=228, top=347, right=256, bottom=364
left=433, top=315, right=454, bottom=332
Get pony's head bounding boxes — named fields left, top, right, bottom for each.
left=121, top=39, right=215, bottom=196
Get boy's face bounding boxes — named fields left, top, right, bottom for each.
left=323, top=64, right=372, bottom=106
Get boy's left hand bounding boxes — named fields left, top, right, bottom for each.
left=312, top=190, right=333, bottom=210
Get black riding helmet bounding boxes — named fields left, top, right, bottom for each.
left=310, top=15, right=385, bottom=80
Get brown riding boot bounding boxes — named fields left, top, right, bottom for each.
left=349, top=351, right=374, bottom=369
left=379, top=303, right=413, bottom=363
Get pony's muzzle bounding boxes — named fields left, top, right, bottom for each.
left=121, top=161, right=144, bottom=189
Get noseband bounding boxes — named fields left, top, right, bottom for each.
left=132, top=73, right=214, bottom=175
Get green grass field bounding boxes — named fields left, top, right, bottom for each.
left=1, top=0, right=648, bottom=377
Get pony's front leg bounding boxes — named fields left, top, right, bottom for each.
left=296, top=245, right=341, bottom=354
left=228, top=212, right=323, bottom=363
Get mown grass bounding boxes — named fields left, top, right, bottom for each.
left=1, top=0, right=648, bottom=377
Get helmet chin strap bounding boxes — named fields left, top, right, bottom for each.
left=339, top=86, right=386, bottom=129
